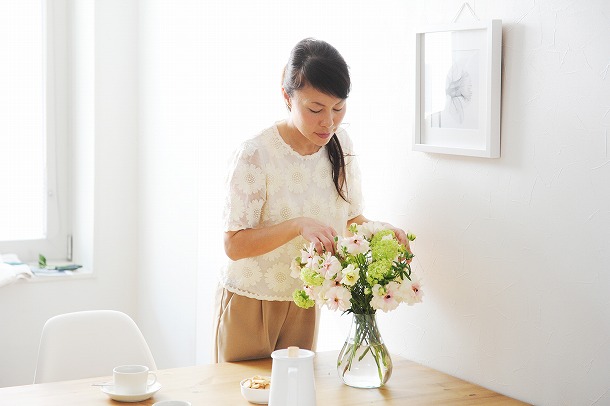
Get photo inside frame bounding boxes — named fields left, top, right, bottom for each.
left=421, top=28, right=488, bottom=149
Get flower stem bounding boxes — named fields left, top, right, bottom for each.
left=337, top=313, right=392, bottom=388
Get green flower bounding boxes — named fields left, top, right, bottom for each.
left=301, top=268, right=324, bottom=286
left=293, top=290, right=315, bottom=309
left=407, top=232, right=417, bottom=241
left=367, top=259, right=392, bottom=285
left=371, top=238, right=400, bottom=262
left=370, top=229, right=395, bottom=247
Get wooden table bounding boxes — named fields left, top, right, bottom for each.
left=0, top=351, right=529, bottom=405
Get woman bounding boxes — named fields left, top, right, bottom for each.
left=214, top=38, right=410, bottom=362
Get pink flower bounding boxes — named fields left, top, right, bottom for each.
left=304, top=284, right=315, bottom=297
left=305, top=285, right=326, bottom=305
left=322, top=278, right=342, bottom=290
left=324, top=286, right=352, bottom=312
left=338, top=235, right=370, bottom=256
left=399, top=275, right=423, bottom=305
left=318, top=253, right=342, bottom=280
left=370, top=282, right=401, bottom=312
left=300, top=243, right=316, bottom=266
left=358, top=221, right=386, bottom=239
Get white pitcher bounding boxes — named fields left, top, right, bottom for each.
left=268, top=347, right=316, bottom=406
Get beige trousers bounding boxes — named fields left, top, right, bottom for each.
left=213, top=285, right=317, bottom=363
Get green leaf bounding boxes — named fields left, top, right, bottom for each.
left=38, top=254, right=47, bottom=269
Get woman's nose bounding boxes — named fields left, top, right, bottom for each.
left=320, top=112, right=334, bottom=128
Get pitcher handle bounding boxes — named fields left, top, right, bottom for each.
left=287, top=367, right=298, bottom=405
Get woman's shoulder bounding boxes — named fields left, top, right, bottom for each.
left=233, top=125, right=277, bottom=157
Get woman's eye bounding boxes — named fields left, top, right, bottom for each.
left=333, top=107, right=344, bottom=112
left=309, top=108, right=322, bottom=113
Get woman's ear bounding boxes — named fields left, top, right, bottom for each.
left=282, top=88, right=291, bottom=111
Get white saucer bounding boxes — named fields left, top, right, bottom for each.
left=101, top=382, right=162, bottom=402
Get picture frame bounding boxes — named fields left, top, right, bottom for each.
left=413, top=19, right=502, bottom=158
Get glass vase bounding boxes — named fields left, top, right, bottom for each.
left=337, top=313, right=392, bottom=388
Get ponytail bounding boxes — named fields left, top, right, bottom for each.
left=326, top=134, right=349, bottom=202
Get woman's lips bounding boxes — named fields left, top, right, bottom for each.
left=316, top=132, right=332, bottom=139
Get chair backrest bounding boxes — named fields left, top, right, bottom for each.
left=34, top=310, right=157, bottom=384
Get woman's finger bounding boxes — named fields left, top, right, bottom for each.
left=322, top=235, right=336, bottom=254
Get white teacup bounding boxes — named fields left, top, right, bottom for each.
left=113, top=365, right=157, bottom=395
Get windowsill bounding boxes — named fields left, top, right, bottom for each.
left=26, top=269, right=95, bottom=283
left=2, top=256, right=95, bottom=285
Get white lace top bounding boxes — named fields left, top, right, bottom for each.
left=221, top=123, right=363, bottom=301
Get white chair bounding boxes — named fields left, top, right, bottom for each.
left=34, top=310, right=157, bottom=384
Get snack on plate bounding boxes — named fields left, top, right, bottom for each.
left=242, top=375, right=271, bottom=390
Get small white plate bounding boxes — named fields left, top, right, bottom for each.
left=101, top=382, right=162, bottom=402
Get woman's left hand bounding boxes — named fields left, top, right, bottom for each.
left=382, top=223, right=413, bottom=261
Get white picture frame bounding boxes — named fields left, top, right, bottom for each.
left=413, top=19, right=502, bottom=158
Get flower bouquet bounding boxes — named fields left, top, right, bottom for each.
left=291, top=221, right=422, bottom=388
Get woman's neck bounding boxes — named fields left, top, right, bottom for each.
left=277, top=120, right=321, bottom=156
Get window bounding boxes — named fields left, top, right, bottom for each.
left=0, top=0, right=69, bottom=262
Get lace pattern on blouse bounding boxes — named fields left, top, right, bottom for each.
left=221, top=123, right=363, bottom=301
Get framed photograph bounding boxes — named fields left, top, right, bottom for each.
left=413, top=20, right=502, bottom=158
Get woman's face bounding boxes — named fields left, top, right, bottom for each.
left=284, top=84, right=347, bottom=152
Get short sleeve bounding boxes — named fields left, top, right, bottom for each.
left=223, top=141, right=267, bottom=231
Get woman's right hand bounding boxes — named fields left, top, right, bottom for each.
left=297, top=217, right=338, bottom=255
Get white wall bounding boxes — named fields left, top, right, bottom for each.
left=136, top=2, right=200, bottom=369
left=380, top=3, right=610, bottom=406
left=376, top=2, right=610, bottom=405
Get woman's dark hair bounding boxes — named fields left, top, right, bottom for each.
left=283, top=38, right=351, bottom=202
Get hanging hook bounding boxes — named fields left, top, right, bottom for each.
left=452, top=2, right=480, bottom=23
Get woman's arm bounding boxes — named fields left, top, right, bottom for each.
left=346, top=214, right=370, bottom=228
left=224, top=217, right=338, bottom=261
